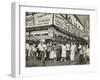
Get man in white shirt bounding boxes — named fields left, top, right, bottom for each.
left=37, top=40, right=47, bottom=62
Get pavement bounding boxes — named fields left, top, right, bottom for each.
left=26, top=57, right=82, bottom=67
left=26, top=54, right=90, bottom=67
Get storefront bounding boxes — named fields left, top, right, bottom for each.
left=26, top=13, right=87, bottom=44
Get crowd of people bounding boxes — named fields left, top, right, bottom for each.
left=26, top=39, right=90, bottom=65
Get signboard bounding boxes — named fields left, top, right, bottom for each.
left=34, top=13, right=53, bottom=27
left=54, top=14, right=68, bottom=31
left=34, top=13, right=52, bottom=19
left=67, top=14, right=84, bottom=32
left=26, top=13, right=83, bottom=38
left=79, top=25, right=84, bottom=32
left=26, top=13, right=53, bottom=27
left=26, top=15, right=35, bottom=28
left=66, top=23, right=71, bottom=32
left=26, top=20, right=35, bottom=27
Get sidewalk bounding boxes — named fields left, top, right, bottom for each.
left=26, top=59, right=80, bottom=67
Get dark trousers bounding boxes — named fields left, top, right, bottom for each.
left=57, top=53, right=61, bottom=61
left=46, top=51, right=50, bottom=60
left=37, top=50, right=41, bottom=60
left=40, top=51, right=45, bottom=61
left=66, top=50, right=70, bottom=61
left=79, top=54, right=84, bottom=64
left=31, top=51, right=36, bottom=60
left=26, top=49, right=28, bottom=60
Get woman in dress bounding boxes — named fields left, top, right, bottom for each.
left=49, top=44, right=54, bottom=60
left=49, top=44, right=57, bottom=62
left=61, top=43, right=67, bottom=62
left=70, top=43, right=76, bottom=62
left=53, top=45, right=57, bottom=62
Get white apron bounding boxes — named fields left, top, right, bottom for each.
left=62, top=45, right=66, bottom=57
left=50, top=51, right=55, bottom=59
left=70, top=45, right=76, bottom=61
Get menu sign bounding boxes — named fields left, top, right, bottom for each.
left=34, top=13, right=53, bottom=27
left=54, top=14, right=68, bottom=31
left=26, top=13, right=53, bottom=27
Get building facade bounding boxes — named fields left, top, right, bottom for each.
left=26, top=12, right=89, bottom=44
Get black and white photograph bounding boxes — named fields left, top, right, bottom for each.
left=25, top=12, right=90, bottom=67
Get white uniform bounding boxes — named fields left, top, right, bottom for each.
left=26, top=43, right=30, bottom=56
left=28, top=46, right=32, bottom=56
left=70, top=44, right=76, bottom=61
left=62, top=45, right=66, bottom=57
left=53, top=52, right=56, bottom=58
left=78, top=45, right=82, bottom=54
left=66, top=44, right=70, bottom=51
left=37, top=43, right=46, bottom=51
left=26, top=43, right=30, bottom=50
left=50, top=51, right=55, bottom=59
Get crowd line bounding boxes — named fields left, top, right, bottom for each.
left=26, top=39, right=90, bottom=65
